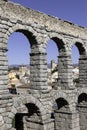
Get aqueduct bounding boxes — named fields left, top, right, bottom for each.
left=0, top=0, right=87, bottom=130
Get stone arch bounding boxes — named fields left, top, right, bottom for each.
left=22, top=95, right=47, bottom=116
left=52, top=37, right=66, bottom=54
left=74, top=89, right=87, bottom=106
left=55, top=97, right=69, bottom=110
left=73, top=41, right=86, bottom=55
left=46, top=36, right=66, bottom=54
left=71, top=40, right=86, bottom=63
left=49, top=91, right=72, bottom=117
left=71, top=40, right=86, bottom=88
left=46, top=36, right=70, bottom=90
left=52, top=91, right=70, bottom=104
left=45, top=35, right=67, bottom=63
left=5, top=23, right=44, bottom=91
left=77, top=93, right=87, bottom=130
left=52, top=94, right=71, bottom=130
left=77, top=88, right=87, bottom=98
left=7, top=95, right=46, bottom=130
left=78, top=93, right=87, bottom=104
left=5, top=24, right=38, bottom=47
left=52, top=91, right=71, bottom=111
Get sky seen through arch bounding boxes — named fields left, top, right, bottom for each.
left=8, top=0, right=86, bottom=65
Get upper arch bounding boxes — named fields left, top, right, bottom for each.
left=4, top=24, right=38, bottom=46
left=74, top=42, right=86, bottom=55
left=46, top=36, right=67, bottom=54
left=71, top=39, right=86, bottom=55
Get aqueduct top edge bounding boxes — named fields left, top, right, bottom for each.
left=0, top=1, right=87, bottom=40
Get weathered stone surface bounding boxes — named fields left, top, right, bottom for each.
left=0, top=0, right=86, bottom=130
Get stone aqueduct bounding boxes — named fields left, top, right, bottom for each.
left=0, top=0, right=87, bottom=130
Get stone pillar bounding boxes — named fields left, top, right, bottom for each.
left=0, top=48, right=12, bottom=129
left=58, top=54, right=73, bottom=90
left=30, top=51, right=48, bottom=91
left=0, top=48, right=12, bottom=96
left=0, top=48, right=8, bottom=91
left=77, top=103, right=87, bottom=130
left=54, top=110, right=80, bottom=130
left=26, top=118, right=54, bottom=130
left=42, top=119, right=54, bottom=130
left=78, top=55, right=87, bottom=87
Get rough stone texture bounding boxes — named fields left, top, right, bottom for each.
left=0, top=0, right=87, bottom=130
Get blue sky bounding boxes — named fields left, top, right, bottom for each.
left=8, top=0, right=87, bottom=65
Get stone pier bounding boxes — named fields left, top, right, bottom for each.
left=0, top=0, right=87, bottom=130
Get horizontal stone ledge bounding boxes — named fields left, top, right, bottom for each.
left=30, top=58, right=47, bottom=61
left=30, top=81, right=47, bottom=83
left=30, top=60, right=47, bottom=63
left=26, top=118, right=54, bottom=125
left=26, top=118, right=42, bottom=124
left=77, top=104, right=87, bottom=108
left=79, top=58, right=87, bottom=60
left=30, top=63, right=47, bottom=66
left=0, top=81, right=8, bottom=85
left=0, top=94, right=12, bottom=100
left=30, top=52, right=47, bottom=56
left=30, top=70, right=47, bottom=73
left=0, top=85, right=8, bottom=89
left=58, top=55, right=71, bottom=58
left=31, top=77, right=48, bottom=80
left=0, top=65, right=8, bottom=68
left=0, top=48, right=8, bottom=52
left=0, top=76, right=8, bottom=80
left=54, top=110, right=73, bottom=115
left=29, top=86, right=48, bottom=90
left=0, top=72, right=8, bottom=75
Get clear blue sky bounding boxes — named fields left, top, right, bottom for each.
left=8, top=0, right=87, bottom=65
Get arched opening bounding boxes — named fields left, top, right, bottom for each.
left=26, top=103, right=42, bottom=126
left=56, top=98, right=69, bottom=110
left=77, top=93, right=87, bottom=130
left=12, top=103, right=42, bottom=130
left=46, top=37, right=65, bottom=89
left=12, top=113, right=27, bottom=130
left=78, top=93, right=87, bottom=104
left=46, top=39, right=58, bottom=89
left=72, top=44, right=79, bottom=85
left=7, top=30, right=35, bottom=94
left=72, top=42, right=86, bottom=86
left=53, top=98, right=71, bottom=130
left=8, top=32, right=30, bottom=65
left=52, top=98, right=69, bottom=112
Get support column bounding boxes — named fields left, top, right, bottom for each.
left=54, top=110, right=80, bottom=130
left=42, top=119, right=54, bottom=130
left=0, top=48, right=12, bottom=130
left=0, top=48, right=12, bottom=97
left=58, top=54, right=73, bottom=90
left=77, top=104, right=87, bottom=130
left=78, top=55, right=87, bottom=87
left=26, top=118, right=54, bottom=130
left=77, top=94, right=87, bottom=130
left=30, top=52, right=48, bottom=91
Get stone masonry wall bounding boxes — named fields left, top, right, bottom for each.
left=0, top=0, right=87, bottom=130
